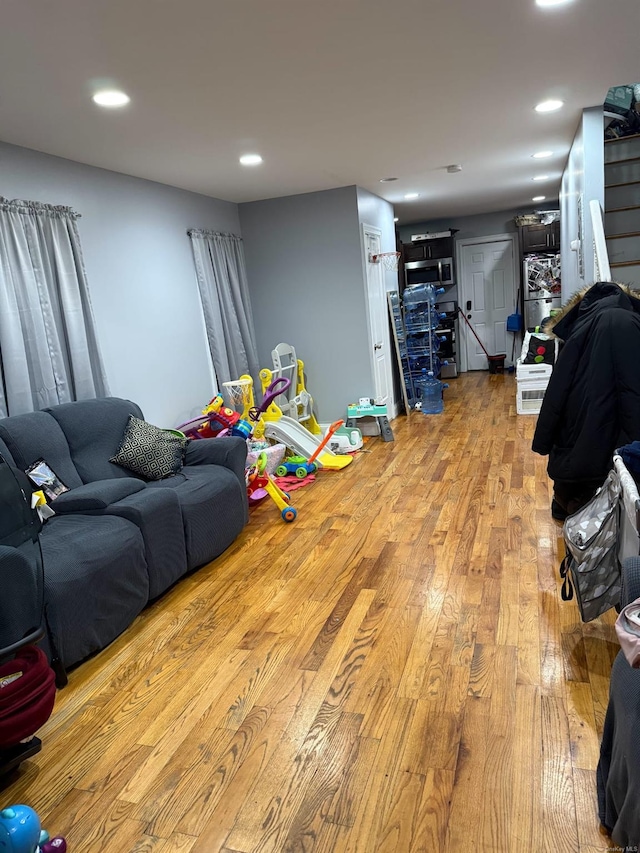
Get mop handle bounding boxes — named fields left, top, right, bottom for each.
left=456, top=306, right=491, bottom=359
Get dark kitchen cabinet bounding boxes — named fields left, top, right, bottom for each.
left=402, top=235, right=454, bottom=263
left=521, top=222, right=560, bottom=253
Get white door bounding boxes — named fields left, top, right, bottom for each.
left=460, top=239, right=515, bottom=370
left=363, top=227, right=392, bottom=405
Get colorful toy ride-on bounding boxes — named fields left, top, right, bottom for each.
left=176, top=395, right=253, bottom=440
left=0, top=804, right=67, bottom=853
left=247, top=452, right=297, bottom=522
left=275, top=457, right=317, bottom=479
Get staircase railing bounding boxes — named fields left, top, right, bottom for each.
left=590, top=199, right=612, bottom=282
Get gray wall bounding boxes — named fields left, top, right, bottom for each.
left=560, top=106, right=605, bottom=299
left=0, top=140, right=240, bottom=427
left=240, top=186, right=372, bottom=422
left=397, top=205, right=556, bottom=244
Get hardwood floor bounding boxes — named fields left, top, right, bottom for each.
left=1, top=372, right=619, bottom=852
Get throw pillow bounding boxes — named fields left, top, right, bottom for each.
left=109, top=416, right=187, bottom=480
left=523, top=335, right=555, bottom=365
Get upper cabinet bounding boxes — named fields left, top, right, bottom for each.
left=521, top=221, right=560, bottom=254
left=402, top=235, right=454, bottom=262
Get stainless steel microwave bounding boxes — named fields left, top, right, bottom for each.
left=404, top=257, right=454, bottom=288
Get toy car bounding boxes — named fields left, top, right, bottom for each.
left=275, top=456, right=317, bottom=479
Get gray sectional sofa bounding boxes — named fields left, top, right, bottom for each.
left=0, top=397, right=248, bottom=680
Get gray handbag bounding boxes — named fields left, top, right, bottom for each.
left=559, top=469, right=622, bottom=622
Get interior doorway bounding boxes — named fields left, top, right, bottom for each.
left=363, top=225, right=393, bottom=407
left=457, top=234, right=518, bottom=371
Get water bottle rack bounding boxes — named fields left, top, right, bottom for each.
left=398, top=285, right=455, bottom=408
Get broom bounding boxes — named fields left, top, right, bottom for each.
left=456, top=307, right=506, bottom=372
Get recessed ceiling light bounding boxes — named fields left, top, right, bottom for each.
left=394, top=217, right=399, bottom=222
left=535, top=99, right=564, bottom=113
left=380, top=177, right=398, bottom=183
left=533, top=175, right=550, bottom=181
left=532, top=196, right=546, bottom=202
left=533, top=151, right=554, bottom=159
left=536, top=0, right=574, bottom=6
left=404, top=192, right=419, bottom=200
left=92, top=90, right=130, bottom=107
left=239, top=154, right=263, bottom=166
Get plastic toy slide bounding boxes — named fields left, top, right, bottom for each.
left=264, top=417, right=353, bottom=470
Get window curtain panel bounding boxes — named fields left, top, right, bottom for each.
left=0, top=198, right=109, bottom=417
left=188, top=230, right=259, bottom=385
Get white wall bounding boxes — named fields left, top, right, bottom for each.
left=356, top=187, right=399, bottom=415
left=0, top=140, right=240, bottom=427
left=560, top=106, right=605, bottom=300
left=239, top=186, right=373, bottom=422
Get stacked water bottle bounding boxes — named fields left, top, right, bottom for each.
left=414, top=368, right=449, bottom=414
left=402, top=283, right=449, bottom=412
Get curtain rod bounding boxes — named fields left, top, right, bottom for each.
left=0, top=197, right=81, bottom=219
left=187, top=228, right=242, bottom=239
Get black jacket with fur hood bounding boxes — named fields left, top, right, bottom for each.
left=532, top=282, right=640, bottom=484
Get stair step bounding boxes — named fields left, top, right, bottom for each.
left=605, top=179, right=640, bottom=189
left=605, top=134, right=640, bottom=164
left=605, top=133, right=640, bottom=144
left=606, top=204, right=640, bottom=213
left=606, top=155, right=640, bottom=166
left=606, top=230, right=640, bottom=241
left=605, top=159, right=640, bottom=186
left=610, top=261, right=640, bottom=288
left=606, top=206, right=640, bottom=236
left=607, top=233, right=640, bottom=264
left=606, top=183, right=640, bottom=208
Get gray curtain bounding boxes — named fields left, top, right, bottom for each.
left=0, top=198, right=109, bottom=417
left=188, top=229, right=259, bottom=385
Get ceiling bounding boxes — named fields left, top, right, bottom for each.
left=0, top=0, right=637, bottom=225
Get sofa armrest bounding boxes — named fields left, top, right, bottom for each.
left=0, top=544, right=43, bottom=653
left=184, top=437, right=248, bottom=486
left=52, top=478, right=145, bottom=513
left=622, top=556, right=640, bottom=608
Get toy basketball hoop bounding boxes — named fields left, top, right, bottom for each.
left=222, top=376, right=253, bottom=416
left=371, top=251, right=401, bottom=271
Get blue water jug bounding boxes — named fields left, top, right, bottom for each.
left=420, top=370, right=444, bottom=415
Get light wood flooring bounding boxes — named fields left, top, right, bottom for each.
left=1, top=372, right=619, bottom=852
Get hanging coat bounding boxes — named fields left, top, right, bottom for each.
left=532, top=282, right=640, bottom=485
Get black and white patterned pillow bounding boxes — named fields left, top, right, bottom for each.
left=109, top=416, right=187, bottom=480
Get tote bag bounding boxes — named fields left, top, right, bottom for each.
left=559, top=469, right=622, bottom=622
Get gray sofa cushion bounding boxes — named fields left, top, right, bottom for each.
left=105, top=487, right=187, bottom=599
left=0, top=411, right=83, bottom=490
left=184, top=437, right=248, bottom=501
left=147, top=464, right=247, bottom=571
left=45, top=397, right=144, bottom=483
left=52, top=478, right=145, bottom=512
left=40, top=514, right=149, bottom=669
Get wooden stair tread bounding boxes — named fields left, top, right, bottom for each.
left=605, top=133, right=640, bottom=144
left=605, top=179, right=640, bottom=189
left=605, top=154, right=640, bottom=167
left=611, top=259, right=640, bottom=267
left=606, top=230, right=640, bottom=240
left=605, top=204, right=640, bottom=213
